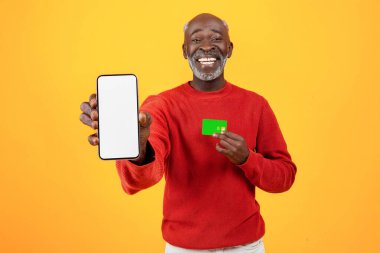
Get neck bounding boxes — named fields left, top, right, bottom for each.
left=190, top=74, right=226, bottom=92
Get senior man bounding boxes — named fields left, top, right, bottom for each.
left=80, top=13, right=297, bottom=253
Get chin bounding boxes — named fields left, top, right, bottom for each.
left=193, top=67, right=224, bottom=81
left=189, top=57, right=227, bottom=82
left=198, top=73, right=219, bottom=81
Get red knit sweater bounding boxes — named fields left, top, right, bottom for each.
left=116, top=81, right=296, bottom=249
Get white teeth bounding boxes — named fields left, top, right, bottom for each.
left=200, top=61, right=214, bottom=65
left=198, top=58, right=216, bottom=62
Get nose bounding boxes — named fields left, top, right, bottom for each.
left=199, top=41, right=216, bottom=53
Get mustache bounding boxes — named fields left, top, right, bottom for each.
left=190, top=48, right=223, bottom=60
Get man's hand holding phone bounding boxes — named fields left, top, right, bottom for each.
left=80, top=93, right=99, bottom=145
left=79, top=93, right=152, bottom=163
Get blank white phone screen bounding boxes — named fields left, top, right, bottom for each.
left=97, top=74, right=139, bottom=160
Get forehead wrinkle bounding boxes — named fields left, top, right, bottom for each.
left=184, top=19, right=229, bottom=33
left=211, top=29, right=223, bottom=35
left=190, top=28, right=202, bottom=36
left=186, top=24, right=227, bottom=38
left=189, top=28, right=223, bottom=37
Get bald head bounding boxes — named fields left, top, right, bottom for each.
left=184, top=13, right=229, bottom=33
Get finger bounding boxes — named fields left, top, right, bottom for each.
left=216, top=143, right=232, bottom=156
left=223, top=131, right=244, bottom=141
left=90, top=109, right=98, bottom=121
left=213, top=133, right=240, bottom=147
left=80, top=113, right=93, bottom=127
left=89, top=94, right=97, bottom=108
left=88, top=133, right=99, bottom=146
left=89, top=93, right=96, bottom=101
left=139, top=112, right=152, bottom=128
left=91, top=120, right=98, bottom=130
left=219, top=139, right=237, bottom=153
left=80, top=102, right=92, bottom=115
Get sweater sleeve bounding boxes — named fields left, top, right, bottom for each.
left=115, top=95, right=170, bottom=195
left=237, top=99, right=297, bottom=193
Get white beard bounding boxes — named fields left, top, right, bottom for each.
left=187, top=53, right=228, bottom=81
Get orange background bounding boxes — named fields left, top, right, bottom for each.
left=1, top=0, right=379, bottom=252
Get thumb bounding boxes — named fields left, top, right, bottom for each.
left=139, top=111, right=152, bottom=128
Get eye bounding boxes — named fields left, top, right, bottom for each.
left=211, top=37, right=222, bottom=42
left=192, top=38, right=201, bottom=44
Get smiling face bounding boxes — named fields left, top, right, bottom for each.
left=183, top=14, right=233, bottom=82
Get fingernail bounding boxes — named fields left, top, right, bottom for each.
left=212, top=133, right=217, bottom=137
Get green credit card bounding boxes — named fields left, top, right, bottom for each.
left=202, top=119, right=227, bottom=135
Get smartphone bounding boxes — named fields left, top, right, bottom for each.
left=97, top=74, right=140, bottom=160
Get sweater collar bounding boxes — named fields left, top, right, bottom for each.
left=182, top=81, right=233, bottom=99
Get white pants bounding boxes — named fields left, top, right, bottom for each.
left=165, top=238, right=265, bottom=253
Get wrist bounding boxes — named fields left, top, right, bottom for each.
left=129, top=141, right=155, bottom=165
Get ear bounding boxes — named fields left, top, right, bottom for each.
left=227, top=42, right=234, bottom=58
left=182, top=44, right=188, bottom=59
